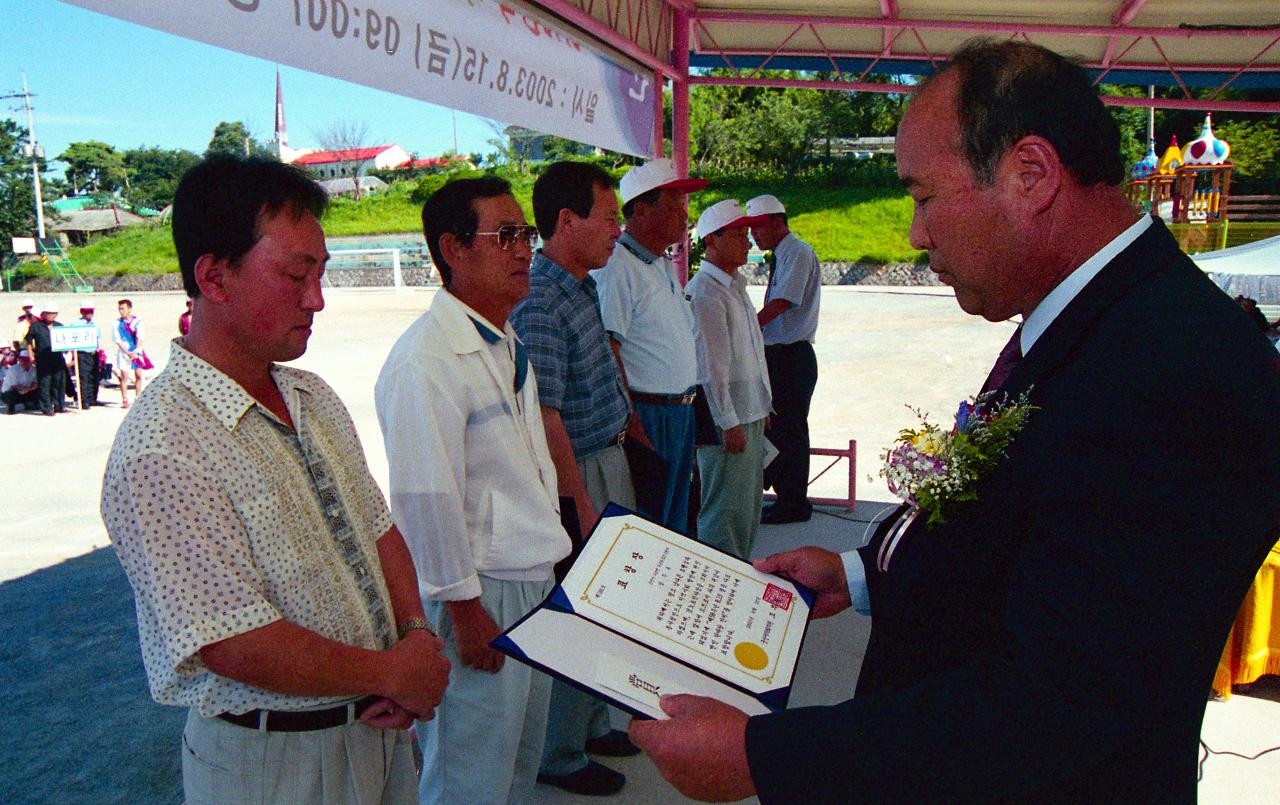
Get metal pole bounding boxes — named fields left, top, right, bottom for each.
left=672, top=8, right=691, bottom=284
left=1148, top=85, right=1155, bottom=141
left=21, top=74, right=46, bottom=240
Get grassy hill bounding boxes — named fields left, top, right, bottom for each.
left=58, top=175, right=921, bottom=277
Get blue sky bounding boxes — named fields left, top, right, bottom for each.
left=1, top=1, right=503, bottom=177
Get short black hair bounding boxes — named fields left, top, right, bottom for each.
left=172, top=156, right=328, bottom=299
left=532, top=161, right=616, bottom=239
left=922, top=39, right=1124, bottom=188
left=622, top=187, right=662, bottom=220
left=420, top=177, right=513, bottom=287
left=117, top=299, right=132, bottom=308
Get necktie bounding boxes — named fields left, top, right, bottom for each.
left=471, top=317, right=526, bottom=394
left=979, top=325, right=1024, bottom=395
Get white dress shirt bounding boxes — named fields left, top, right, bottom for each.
left=375, top=290, right=570, bottom=603
left=763, top=232, right=822, bottom=345
left=843, top=213, right=1153, bottom=614
left=686, top=261, right=773, bottom=429
left=592, top=233, right=699, bottom=394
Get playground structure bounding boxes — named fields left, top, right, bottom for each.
left=1124, top=113, right=1279, bottom=252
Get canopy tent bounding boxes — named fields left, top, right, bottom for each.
left=1193, top=235, right=1280, bottom=304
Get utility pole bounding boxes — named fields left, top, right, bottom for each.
left=1, top=74, right=47, bottom=239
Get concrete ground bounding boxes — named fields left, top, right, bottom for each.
left=1, top=286, right=1276, bottom=803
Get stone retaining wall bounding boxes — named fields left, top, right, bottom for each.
left=16, top=262, right=937, bottom=294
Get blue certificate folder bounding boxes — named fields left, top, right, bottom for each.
left=492, top=504, right=815, bottom=720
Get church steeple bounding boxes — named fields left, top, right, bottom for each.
left=273, top=69, right=288, bottom=152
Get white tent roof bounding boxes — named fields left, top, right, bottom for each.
left=1193, top=235, right=1280, bottom=303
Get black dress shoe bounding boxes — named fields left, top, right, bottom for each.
left=761, top=507, right=812, bottom=525
left=585, top=728, right=641, bottom=757
left=537, top=760, right=626, bottom=796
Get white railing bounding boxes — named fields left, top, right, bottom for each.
left=326, top=247, right=407, bottom=290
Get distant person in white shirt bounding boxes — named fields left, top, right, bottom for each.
left=1, top=349, right=37, bottom=413
left=747, top=194, right=822, bottom=524
left=593, top=159, right=708, bottom=533
left=376, top=177, right=572, bottom=804
left=685, top=200, right=773, bottom=560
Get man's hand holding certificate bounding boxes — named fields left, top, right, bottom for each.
left=491, top=505, right=813, bottom=720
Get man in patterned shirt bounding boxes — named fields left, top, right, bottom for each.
left=511, top=161, right=637, bottom=796
left=100, top=156, right=450, bottom=805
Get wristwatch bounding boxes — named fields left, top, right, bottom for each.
left=397, top=617, right=437, bottom=640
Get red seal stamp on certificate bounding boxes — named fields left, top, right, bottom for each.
left=763, top=583, right=792, bottom=610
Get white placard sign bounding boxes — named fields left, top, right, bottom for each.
left=61, top=0, right=658, bottom=157
left=11, top=238, right=37, bottom=254
left=51, top=324, right=100, bottom=353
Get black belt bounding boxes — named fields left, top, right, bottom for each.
left=217, top=695, right=379, bottom=732
left=633, top=390, right=696, bottom=406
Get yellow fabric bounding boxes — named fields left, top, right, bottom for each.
left=1213, top=541, right=1280, bottom=699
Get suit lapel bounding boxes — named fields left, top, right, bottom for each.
left=870, top=219, right=1183, bottom=582
left=1001, top=218, right=1180, bottom=402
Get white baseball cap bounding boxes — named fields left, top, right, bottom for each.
left=41, top=302, right=58, bottom=315
left=21, top=297, right=34, bottom=309
left=745, top=194, right=786, bottom=217
left=619, top=158, right=708, bottom=205
left=695, top=199, right=767, bottom=241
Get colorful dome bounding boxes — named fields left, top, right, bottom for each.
left=1182, top=113, right=1230, bottom=166
left=1131, top=137, right=1158, bottom=180
left=1156, top=135, right=1183, bottom=175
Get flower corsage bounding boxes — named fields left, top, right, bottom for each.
left=879, top=390, right=1036, bottom=528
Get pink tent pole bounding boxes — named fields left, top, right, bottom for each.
left=673, top=5, right=691, bottom=284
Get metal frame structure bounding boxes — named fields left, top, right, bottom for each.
left=529, top=0, right=1280, bottom=172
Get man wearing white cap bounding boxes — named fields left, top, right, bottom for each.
left=592, top=159, right=708, bottom=533
left=24, top=302, right=67, bottom=416
left=12, top=297, right=36, bottom=351
left=745, top=194, right=822, bottom=524
left=685, top=200, right=772, bottom=559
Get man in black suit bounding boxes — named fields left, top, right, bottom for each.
left=628, top=40, right=1280, bottom=802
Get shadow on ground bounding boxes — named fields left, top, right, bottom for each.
left=0, top=548, right=183, bottom=805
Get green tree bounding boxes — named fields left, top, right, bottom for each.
left=57, top=140, right=126, bottom=194
left=122, top=146, right=201, bottom=210
left=205, top=121, right=272, bottom=159
left=0, top=119, right=47, bottom=246
left=1215, top=119, right=1280, bottom=194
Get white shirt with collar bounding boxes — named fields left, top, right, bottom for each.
left=841, top=213, right=1153, bottom=614
left=375, top=289, right=570, bottom=603
left=763, top=231, right=822, bottom=346
left=686, top=260, right=773, bottom=429
left=592, top=233, right=699, bottom=394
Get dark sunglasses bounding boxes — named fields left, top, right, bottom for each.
left=472, top=224, right=540, bottom=251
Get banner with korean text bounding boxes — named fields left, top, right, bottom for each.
left=61, top=0, right=658, bottom=157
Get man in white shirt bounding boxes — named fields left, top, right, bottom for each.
left=593, top=159, right=708, bottom=533
left=101, top=156, right=449, bottom=805
left=746, top=195, right=822, bottom=524
left=685, top=200, right=772, bottom=560
left=2, top=349, right=37, bottom=413
left=376, top=177, right=572, bottom=804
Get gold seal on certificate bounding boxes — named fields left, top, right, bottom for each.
left=492, top=506, right=813, bottom=720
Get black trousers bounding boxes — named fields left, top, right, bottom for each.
left=2, top=388, right=38, bottom=412
left=75, top=352, right=99, bottom=406
left=763, top=341, right=818, bottom=513
left=36, top=365, right=66, bottom=414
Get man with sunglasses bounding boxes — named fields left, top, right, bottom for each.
left=376, top=177, right=571, bottom=803
left=511, top=161, right=636, bottom=796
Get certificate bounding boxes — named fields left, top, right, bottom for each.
left=492, top=505, right=813, bottom=719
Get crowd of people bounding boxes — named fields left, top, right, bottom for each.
left=0, top=296, right=168, bottom=415
left=97, top=39, right=1280, bottom=805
